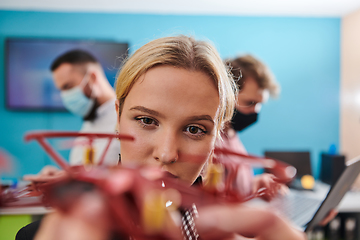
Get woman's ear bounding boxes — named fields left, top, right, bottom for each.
left=115, top=99, right=120, bottom=132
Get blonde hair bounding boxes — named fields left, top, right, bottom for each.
left=115, top=35, right=237, bottom=136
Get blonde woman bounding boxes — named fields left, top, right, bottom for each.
left=17, top=36, right=306, bottom=240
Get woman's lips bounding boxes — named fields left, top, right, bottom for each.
left=163, top=171, right=179, bottom=179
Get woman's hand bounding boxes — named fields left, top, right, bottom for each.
left=253, top=173, right=289, bottom=201
left=318, top=209, right=338, bottom=226
left=23, top=165, right=67, bottom=182
left=35, top=191, right=111, bottom=240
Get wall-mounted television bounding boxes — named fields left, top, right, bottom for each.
left=5, top=38, right=128, bottom=111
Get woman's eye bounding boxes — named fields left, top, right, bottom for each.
left=141, top=117, right=153, bottom=124
left=135, top=117, right=158, bottom=127
left=189, top=126, right=200, bottom=134
left=185, top=125, right=207, bottom=136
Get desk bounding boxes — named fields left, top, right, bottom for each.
left=0, top=206, right=51, bottom=215
left=247, top=181, right=360, bottom=239
left=294, top=181, right=360, bottom=213
left=273, top=181, right=360, bottom=213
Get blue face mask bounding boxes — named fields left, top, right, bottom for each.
left=60, top=73, right=95, bottom=118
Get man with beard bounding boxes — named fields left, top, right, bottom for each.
left=50, top=50, right=120, bottom=166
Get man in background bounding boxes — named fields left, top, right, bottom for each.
left=224, top=54, right=280, bottom=153
left=50, top=49, right=120, bottom=166
left=216, top=54, right=281, bottom=200
left=220, top=55, right=337, bottom=224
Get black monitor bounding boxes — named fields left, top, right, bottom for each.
left=264, top=151, right=313, bottom=178
left=5, top=38, right=128, bottom=111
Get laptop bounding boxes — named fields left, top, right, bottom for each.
left=264, top=151, right=314, bottom=190
left=269, top=154, right=360, bottom=232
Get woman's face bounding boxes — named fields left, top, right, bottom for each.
left=116, top=65, right=220, bottom=185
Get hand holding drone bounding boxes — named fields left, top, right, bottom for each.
left=1, top=130, right=304, bottom=240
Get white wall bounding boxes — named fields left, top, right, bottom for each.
left=341, top=8, right=360, bottom=159
left=340, top=8, right=360, bottom=186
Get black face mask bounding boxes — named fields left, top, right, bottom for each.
left=83, top=100, right=99, bottom=122
left=230, top=109, right=258, bottom=132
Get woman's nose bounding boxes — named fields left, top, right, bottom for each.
left=153, top=129, right=179, bottom=164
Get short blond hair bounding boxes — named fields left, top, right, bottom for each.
left=115, top=35, right=237, bottom=136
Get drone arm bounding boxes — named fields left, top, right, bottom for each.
left=98, top=138, right=113, bottom=166
left=37, top=138, right=70, bottom=171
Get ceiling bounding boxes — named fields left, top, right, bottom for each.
left=1, top=0, right=360, bottom=17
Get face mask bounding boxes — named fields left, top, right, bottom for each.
left=230, top=109, right=258, bottom=132
left=60, top=73, right=95, bottom=118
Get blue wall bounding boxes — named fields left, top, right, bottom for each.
left=0, top=11, right=340, bottom=179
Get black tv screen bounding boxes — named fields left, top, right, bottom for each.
left=5, top=38, right=128, bottom=110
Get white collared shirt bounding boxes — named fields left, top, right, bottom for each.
left=69, top=99, right=120, bottom=166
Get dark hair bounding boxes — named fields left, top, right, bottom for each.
left=50, top=49, right=98, bottom=71
left=225, top=55, right=280, bottom=97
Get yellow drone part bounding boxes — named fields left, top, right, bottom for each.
left=83, top=146, right=96, bottom=165
left=142, top=190, right=166, bottom=234
left=301, top=174, right=315, bottom=190
left=204, top=163, right=224, bottom=190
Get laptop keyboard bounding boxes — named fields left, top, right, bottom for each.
left=270, top=192, right=323, bottom=228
